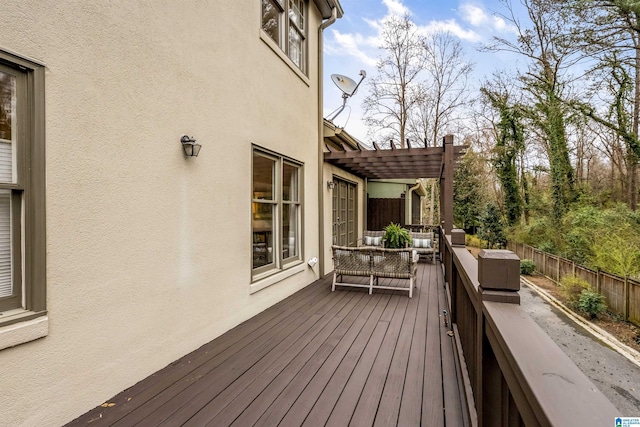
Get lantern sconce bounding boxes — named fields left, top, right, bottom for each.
left=327, top=181, right=335, bottom=190
left=181, top=135, right=202, bottom=157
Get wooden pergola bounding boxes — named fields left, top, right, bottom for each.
left=324, top=133, right=466, bottom=233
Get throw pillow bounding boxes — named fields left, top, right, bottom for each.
left=413, top=238, right=431, bottom=248
left=364, top=236, right=382, bottom=246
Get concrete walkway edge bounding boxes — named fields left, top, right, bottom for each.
left=521, top=276, right=640, bottom=369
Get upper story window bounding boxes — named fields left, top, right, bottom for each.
left=0, top=49, right=46, bottom=330
left=261, top=0, right=307, bottom=73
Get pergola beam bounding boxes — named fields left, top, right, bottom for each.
left=324, top=133, right=466, bottom=232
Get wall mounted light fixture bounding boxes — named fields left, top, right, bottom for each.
left=181, top=135, right=202, bottom=157
left=327, top=181, right=335, bottom=190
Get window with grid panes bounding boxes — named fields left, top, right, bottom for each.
left=0, top=50, right=46, bottom=327
left=252, top=147, right=302, bottom=277
left=261, top=0, right=307, bottom=73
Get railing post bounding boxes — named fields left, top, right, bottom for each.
left=478, top=249, right=521, bottom=426
left=442, top=228, right=452, bottom=294
left=478, top=249, right=521, bottom=304
left=451, top=228, right=465, bottom=247
left=450, top=229, right=465, bottom=324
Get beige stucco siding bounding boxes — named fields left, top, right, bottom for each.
left=0, top=2, right=325, bottom=426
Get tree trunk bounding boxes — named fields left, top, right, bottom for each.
left=631, top=33, right=640, bottom=210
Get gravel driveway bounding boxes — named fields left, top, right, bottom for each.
left=520, top=283, right=640, bottom=416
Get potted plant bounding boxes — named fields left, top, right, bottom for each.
left=383, top=223, right=412, bottom=248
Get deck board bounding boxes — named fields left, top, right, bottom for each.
left=115, top=292, right=335, bottom=426
left=88, top=282, right=329, bottom=426
left=371, top=271, right=422, bottom=427
left=162, top=292, right=348, bottom=425
left=185, top=292, right=360, bottom=426
left=422, top=263, right=446, bottom=426
left=65, top=262, right=467, bottom=427
left=326, top=295, right=409, bottom=427
left=229, top=293, right=371, bottom=427
left=251, top=294, right=388, bottom=427
left=396, top=259, right=431, bottom=427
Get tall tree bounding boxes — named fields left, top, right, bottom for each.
left=408, top=31, right=473, bottom=223
left=489, top=0, right=576, bottom=221
left=565, top=0, right=640, bottom=209
left=362, top=14, right=425, bottom=148
left=481, top=85, right=526, bottom=226
left=408, top=31, right=473, bottom=147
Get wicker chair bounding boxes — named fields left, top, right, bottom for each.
left=370, top=247, right=418, bottom=298
left=409, top=231, right=436, bottom=264
left=358, top=230, right=386, bottom=247
left=331, top=245, right=374, bottom=294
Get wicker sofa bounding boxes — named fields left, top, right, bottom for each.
left=331, top=245, right=418, bottom=298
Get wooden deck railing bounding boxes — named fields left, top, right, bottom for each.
left=439, top=228, right=619, bottom=426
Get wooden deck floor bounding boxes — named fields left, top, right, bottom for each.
left=66, top=261, right=467, bottom=427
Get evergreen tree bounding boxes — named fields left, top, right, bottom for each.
left=478, top=204, right=507, bottom=249
left=453, top=151, right=485, bottom=233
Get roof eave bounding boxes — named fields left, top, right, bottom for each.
left=313, top=0, right=344, bottom=19
left=323, top=119, right=361, bottom=151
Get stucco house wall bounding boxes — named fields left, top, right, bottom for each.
left=0, top=2, right=334, bottom=425
left=367, top=179, right=415, bottom=198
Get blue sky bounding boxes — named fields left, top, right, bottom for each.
left=322, top=0, right=523, bottom=142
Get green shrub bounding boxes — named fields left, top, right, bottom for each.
left=577, top=289, right=606, bottom=319
left=538, top=241, right=556, bottom=254
left=383, top=223, right=411, bottom=248
left=520, top=259, right=536, bottom=275
left=465, top=234, right=483, bottom=248
left=559, top=276, right=590, bottom=308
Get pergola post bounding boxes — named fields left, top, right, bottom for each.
left=440, top=134, right=455, bottom=235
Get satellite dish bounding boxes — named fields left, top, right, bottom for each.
left=331, top=74, right=358, bottom=96
left=326, top=70, right=367, bottom=123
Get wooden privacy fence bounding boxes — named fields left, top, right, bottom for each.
left=366, top=196, right=405, bottom=230
left=508, top=241, right=640, bottom=327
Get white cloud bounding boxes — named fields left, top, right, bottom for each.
left=363, top=17, right=382, bottom=33
left=491, top=15, right=517, bottom=33
left=328, top=30, right=379, bottom=67
left=419, top=19, right=481, bottom=42
left=459, top=3, right=489, bottom=27
left=325, top=0, right=505, bottom=78
left=459, top=2, right=518, bottom=35
left=382, top=0, right=410, bottom=17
